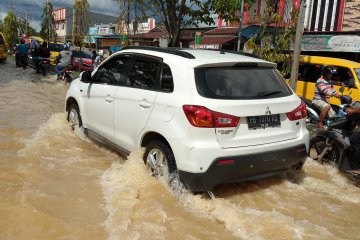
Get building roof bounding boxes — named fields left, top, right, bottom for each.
left=89, top=11, right=118, bottom=25
left=190, top=36, right=237, bottom=45
left=204, top=27, right=239, bottom=35
left=130, top=31, right=169, bottom=39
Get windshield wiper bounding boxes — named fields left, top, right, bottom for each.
left=257, top=90, right=283, bottom=97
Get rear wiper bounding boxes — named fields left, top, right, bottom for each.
left=257, top=90, right=283, bottom=97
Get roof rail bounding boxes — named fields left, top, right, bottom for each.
left=211, top=49, right=262, bottom=59
left=122, top=46, right=196, bottom=59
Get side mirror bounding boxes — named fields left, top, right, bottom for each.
left=80, top=71, right=92, bottom=83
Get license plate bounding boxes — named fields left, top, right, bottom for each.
left=247, top=114, right=280, bottom=129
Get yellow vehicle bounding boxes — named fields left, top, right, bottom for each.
left=0, top=32, right=8, bottom=62
left=295, top=55, right=360, bottom=106
left=48, top=43, right=64, bottom=65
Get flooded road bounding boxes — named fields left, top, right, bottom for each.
left=1, top=59, right=359, bottom=240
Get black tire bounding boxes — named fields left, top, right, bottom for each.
left=67, top=103, right=82, bottom=130
left=309, top=136, right=341, bottom=167
left=41, top=66, right=47, bottom=76
left=143, top=140, right=180, bottom=187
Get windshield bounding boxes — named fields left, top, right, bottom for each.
left=195, top=67, right=292, bottom=99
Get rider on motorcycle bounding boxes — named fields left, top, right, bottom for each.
left=32, top=41, right=50, bottom=67
left=312, top=66, right=342, bottom=129
left=55, top=46, right=72, bottom=80
left=16, top=38, right=29, bottom=69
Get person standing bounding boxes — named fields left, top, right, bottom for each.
left=312, top=66, right=342, bottom=129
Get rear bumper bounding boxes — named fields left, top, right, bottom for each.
left=178, top=144, right=307, bottom=192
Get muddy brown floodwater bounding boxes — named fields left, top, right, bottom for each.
left=0, top=59, right=359, bottom=240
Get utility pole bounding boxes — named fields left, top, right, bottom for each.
left=237, top=0, right=244, bottom=52
left=290, top=0, right=306, bottom=91
left=46, top=0, right=50, bottom=42
left=24, top=0, right=29, bottom=36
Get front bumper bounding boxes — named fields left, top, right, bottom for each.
left=178, top=144, right=307, bottom=192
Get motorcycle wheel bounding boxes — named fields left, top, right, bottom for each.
left=41, top=66, right=47, bottom=76
left=309, top=136, right=341, bottom=167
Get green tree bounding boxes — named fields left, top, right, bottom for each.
left=246, top=0, right=297, bottom=78
left=0, top=20, right=4, bottom=33
left=40, top=2, right=57, bottom=43
left=72, top=0, right=91, bottom=48
left=18, top=18, right=37, bottom=37
left=4, top=11, right=19, bottom=50
left=124, top=0, right=253, bottom=47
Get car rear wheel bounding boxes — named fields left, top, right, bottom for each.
left=144, top=140, right=183, bottom=191
left=67, top=103, right=82, bottom=131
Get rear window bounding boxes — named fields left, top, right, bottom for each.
left=0, top=34, right=4, bottom=44
left=195, top=67, right=292, bottom=99
left=48, top=44, right=63, bottom=52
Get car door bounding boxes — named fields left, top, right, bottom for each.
left=113, top=54, right=162, bottom=151
left=82, top=54, right=132, bottom=141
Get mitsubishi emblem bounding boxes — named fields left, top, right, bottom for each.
left=265, top=106, right=271, bottom=115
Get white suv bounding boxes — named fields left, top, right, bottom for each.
left=65, top=47, right=309, bottom=192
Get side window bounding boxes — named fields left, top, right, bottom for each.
left=160, top=63, right=174, bottom=92
left=93, top=55, right=131, bottom=85
left=300, top=64, right=322, bottom=83
left=126, top=58, right=161, bottom=90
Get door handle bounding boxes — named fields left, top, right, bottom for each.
left=139, top=100, right=151, bottom=108
left=105, top=96, right=114, bottom=103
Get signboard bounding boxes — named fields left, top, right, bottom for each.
left=53, top=8, right=66, bottom=21
left=195, top=32, right=201, bottom=48
left=98, top=27, right=110, bottom=35
left=302, top=35, right=360, bottom=52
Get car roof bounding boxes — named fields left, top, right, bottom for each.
left=300, top=55, right=360, bottom=68
left=118, top=47, right=276, bottom=68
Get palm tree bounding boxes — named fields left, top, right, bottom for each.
left=40, top=1, right=57, bottom=43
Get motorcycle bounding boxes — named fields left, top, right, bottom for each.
left=303, top=94, right=352, bottom=129
left=35, top=58, right=50, bottom=76
left=17, top=54, right=29, bottom=69
left=59, top=65, right=74, bottom=83
left=308, top=99, right=360, bottom=184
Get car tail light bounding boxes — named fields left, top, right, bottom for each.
left=182, top=105, right=239, bottom=128
left=286, top=101, right=307, bottom=121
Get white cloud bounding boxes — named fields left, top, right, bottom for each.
left=0, top=0, right=120, bottom=30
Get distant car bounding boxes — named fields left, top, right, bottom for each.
left=65, top=47, right=309, bottom=192
left=71, top=50, right=93, bottom=71
left=0, top=32, right=8, bottom=62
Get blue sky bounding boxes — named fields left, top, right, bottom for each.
left=0, top=0, right=120, bottom=31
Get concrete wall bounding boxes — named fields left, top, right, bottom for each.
left=342, top=0, right=360, bottom=31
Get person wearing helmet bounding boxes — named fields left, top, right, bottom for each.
left=312, top=65, right=342, bottom=129
left=93, top=49, right=104, bottom=67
